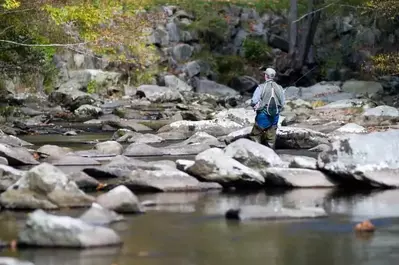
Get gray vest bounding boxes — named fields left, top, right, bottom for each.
left=256, top=81, right=284, bottom=113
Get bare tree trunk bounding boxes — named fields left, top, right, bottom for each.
left=288, top=0, right=298, bottom=56
left=295, top=0, right=323, bottom=70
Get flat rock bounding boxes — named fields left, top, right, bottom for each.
left=186, top=148, right=264, bottom=189
left=288, top=156, right=317, bottom=170
left=225, top=205, right=327, bottom=220
left=0, top=164, right=26, bottom=191
left=317, top=129, right=399, bottom=188
left=0, top=257, right=35, bottom=265
left=18, top=209, right=122, bottom=248
left=264, top=168, right=335, bottom=188
left=276, top=127, right=330, bottom=149
left=0, top=144, right=39, bottom=166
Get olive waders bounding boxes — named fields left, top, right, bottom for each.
left=249, top=122, right=277, bottom=150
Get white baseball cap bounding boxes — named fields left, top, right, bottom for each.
left=263, top=68, right=276, bottom=79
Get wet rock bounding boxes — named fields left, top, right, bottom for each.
left=158, top=119, right=243, bottom=138
left=94, top=141, right=123, bottom=155
left=225, top=205, right=327, bottom=220
left=309, top=143, right=331, bottom=152
left=136, top=85, right=183, bottom=103
left=0, top=163, right=94, bottom=210
left=37, top=145, right=73, bottom=158
left=288, top=156, right=317, bottom=170
left=18, top=209, right=122, bottom=248
left=63, top=130, right=78, bottom=136
left=317, top=130, right=399, bottom=188
left=0, top=144, right=39, bottom=166
left=220, top=126, right=252, bottom=144
left=0, top=257, right=34, bottom=265
left=79, top=203, right=124, bottom=225
left=0, top=164, right=26, bottom=191
left=276, top=127, right=330, bottom=149
left=224, top=139, right=284, bottom=169
left=67, top=171, right=100, bottom=191
left=186, top=148, right=264, bottom=188
left=264, top=168, right=334, bottom=188
left=74, top=104, right=102, bottom=118
left=96, top=185, right=143, bottom=213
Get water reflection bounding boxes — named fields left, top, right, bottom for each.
left=0, top=189, right=399, bottom=265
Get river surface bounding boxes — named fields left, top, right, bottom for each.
left=1, top=134, right=399, bottom=264
left=1, top=189, right=399, bottom=265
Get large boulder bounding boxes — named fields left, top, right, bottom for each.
left=193, top=78, right=238, bottom=96
left=317, top=130, right=399, bottom=187
left=342, top=80, right=383, bottom=95
left=164, top=75, right=192, bottom=92
left=0, top=164, right=26, bottom=191
left=263, top=168, right=335, bottom=188
left=94, top=141, right=123, bottom=155
left=0, top=163, right=94, bottom=210
left=18, top=209, right=122, bottom=248
left=158, top=119, right=243, bottom=138
left=136, top=85, right=183, bottom=103
left=224, top=139, right=284, bottom=169
left=276, top=127, right=330, bottom=149
left=213, top=108, right=255, bottom=126
left=79, top=203, right=124, bottom=225
left=49, top=88, right=95, bottom=111
left=186, top=148, right=264, bottom=188
left=96, top=185, right=143, bottom=213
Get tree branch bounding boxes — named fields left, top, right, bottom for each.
left=0, top=39, right=90, bottom=47
left=292, top=2, right=335, bottom=24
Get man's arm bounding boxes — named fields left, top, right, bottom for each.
left=250, top=84, right=263, bottom=107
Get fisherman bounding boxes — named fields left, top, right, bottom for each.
left=249, top=67, right=285, bottom=149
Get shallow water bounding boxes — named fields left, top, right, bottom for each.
left=1, top=189, right=399, bottom=265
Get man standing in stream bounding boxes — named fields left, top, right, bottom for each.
left=249, top=67, right=285, bottom=150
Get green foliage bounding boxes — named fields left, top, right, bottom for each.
left=242, top=37, right=272, bottom=64
left=86, top=80, right=97, bottom=94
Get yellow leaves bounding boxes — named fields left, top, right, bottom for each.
left=2, top=0, right=20, bottom=9
left=364, top=52, right=399, bottom=76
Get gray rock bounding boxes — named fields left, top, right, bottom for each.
left=164, top=75, right=192, bottom=92
left=264, top=168, right=334, bottom=187
left=45, top=155, right=101, bottom=166
left=213, top=108, right=255, bottom=126
left=113, top=130, right=164, bottom=144
left=334, top=123, right=367, bottom=134
left=194, top=79, right=238, bottom=96
left=276, top=127, right=330, bottom=149
left=0, top=164, right=26, bottom=191
left=0, top=144, right=39, bottom=166
left=176, top=159, right=195, bottom=171
left=317, top=130, right=399, bottom=187
left=49, top=88, right=95, bottom=111
left=172, top=43, right=193, bottom=62
left=288, top=156, right=317, bottom=170
left=79, top=203, right=124, bottom=225
left=0, top=134, right=33, bottom=147
left=158, top=119, right=243, bottom=138
left=67, top=171, right=100, bottom=191
left=0, top=163, right=94, bottom=210
left=316, top=99, right=373, bottom=109
left=166, top=22, right=180, bottom=42
left=362, top=105, right=399, bottom=118
left=228, top=76, right=258, bottom=94
left=36, top=145, right=73, bottom=158
left=74, top=104, right=102, bottom=118
left=18, top=209, right=122, bottom=248
left=184, top=61, right=201, bottom=77
left=96, top=185, right=143, bottom=213
left=94, top=141, right=123, bottom=155
left=224, top=139, right=284, bottom=169
left=106, top=119, right=153, bottom=132
left=0, top=157, right=8, bottom=165
left=342, top=80, right=383, bottom=95
left=225, top=205, right=327, bottom=220
left=186, top=148, right=264, bottom=188
left=136, top=85, right=182, bottom=103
